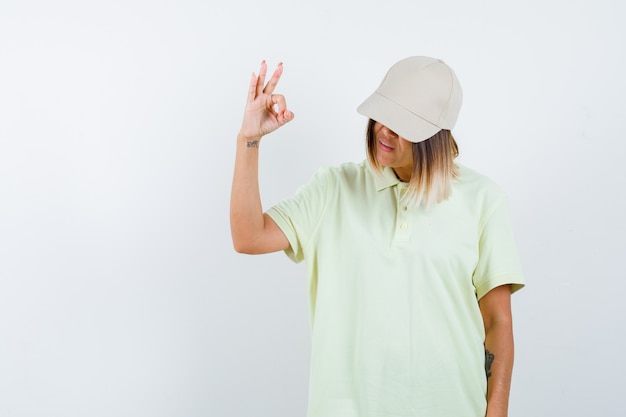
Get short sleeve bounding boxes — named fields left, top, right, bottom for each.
left=266, top=167, right=332, bottom=263
left=473, top=195, right=525, bottom=300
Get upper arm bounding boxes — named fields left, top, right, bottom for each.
left=473, top=195, right=525, bottom=299
left=478, top=284, right=513, bottom=332
left=258, top=212, right=290, bottom=253
left=232, top=213, right=290, bottom=255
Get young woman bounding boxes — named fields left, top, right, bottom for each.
left=230, top=56, right=525, bottom=417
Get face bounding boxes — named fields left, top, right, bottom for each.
left=373, top=122, right=414, bottom=182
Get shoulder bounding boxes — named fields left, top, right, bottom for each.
left=455, top=164, right=507, bottom=199
left=311, top=160, right=370, bottom=185
left=452, top=164, right=511, bottom=220
left=321, top=160, right=368, bottom=175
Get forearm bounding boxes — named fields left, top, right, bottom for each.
left=484, top=320, right=514, bottom=417
left=230, top=133, right=265, bottom=253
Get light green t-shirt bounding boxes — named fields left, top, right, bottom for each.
left=267, top=160, right=524, bottom=417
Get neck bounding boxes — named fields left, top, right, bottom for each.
left=393, top=168, right=411, bottom=182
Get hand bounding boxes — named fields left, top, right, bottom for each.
left=239, top=60, right=295, bottom=142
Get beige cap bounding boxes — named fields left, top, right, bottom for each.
left=357, top=56, right=463, bottom=143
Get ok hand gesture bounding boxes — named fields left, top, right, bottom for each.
left=239, top=61, right=295, bottom=142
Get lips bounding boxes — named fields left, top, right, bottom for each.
left=379, top=139, right=394, bottom=152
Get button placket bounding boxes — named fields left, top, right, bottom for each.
left=394, top=185, right=411, bottom=242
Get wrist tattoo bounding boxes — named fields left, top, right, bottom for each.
left=485, top=349, right=495, bottom=379
left=246, top=140, right=259, bottom=148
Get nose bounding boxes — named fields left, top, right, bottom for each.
left=380, top=124, right=398, bottom=137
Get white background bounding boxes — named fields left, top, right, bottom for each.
left=1, top=0, right=624, bottom=416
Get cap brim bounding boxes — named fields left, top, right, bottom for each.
left=356, top=92, right=441, bottom=143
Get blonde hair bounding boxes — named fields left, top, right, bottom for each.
left=366, top=119, right=459, bottom=208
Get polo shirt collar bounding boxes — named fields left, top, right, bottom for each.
left=373, top=165, right=404, bottom=191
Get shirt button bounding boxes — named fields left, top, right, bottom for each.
left=400, top=223, right=408, bottom=230
left=402, top=206, right=408, bottom=211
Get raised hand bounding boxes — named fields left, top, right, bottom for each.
left=239, top=61, right=295, bottom=142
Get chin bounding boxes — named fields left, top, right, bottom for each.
left=376, top=157, right=393, bottom=168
